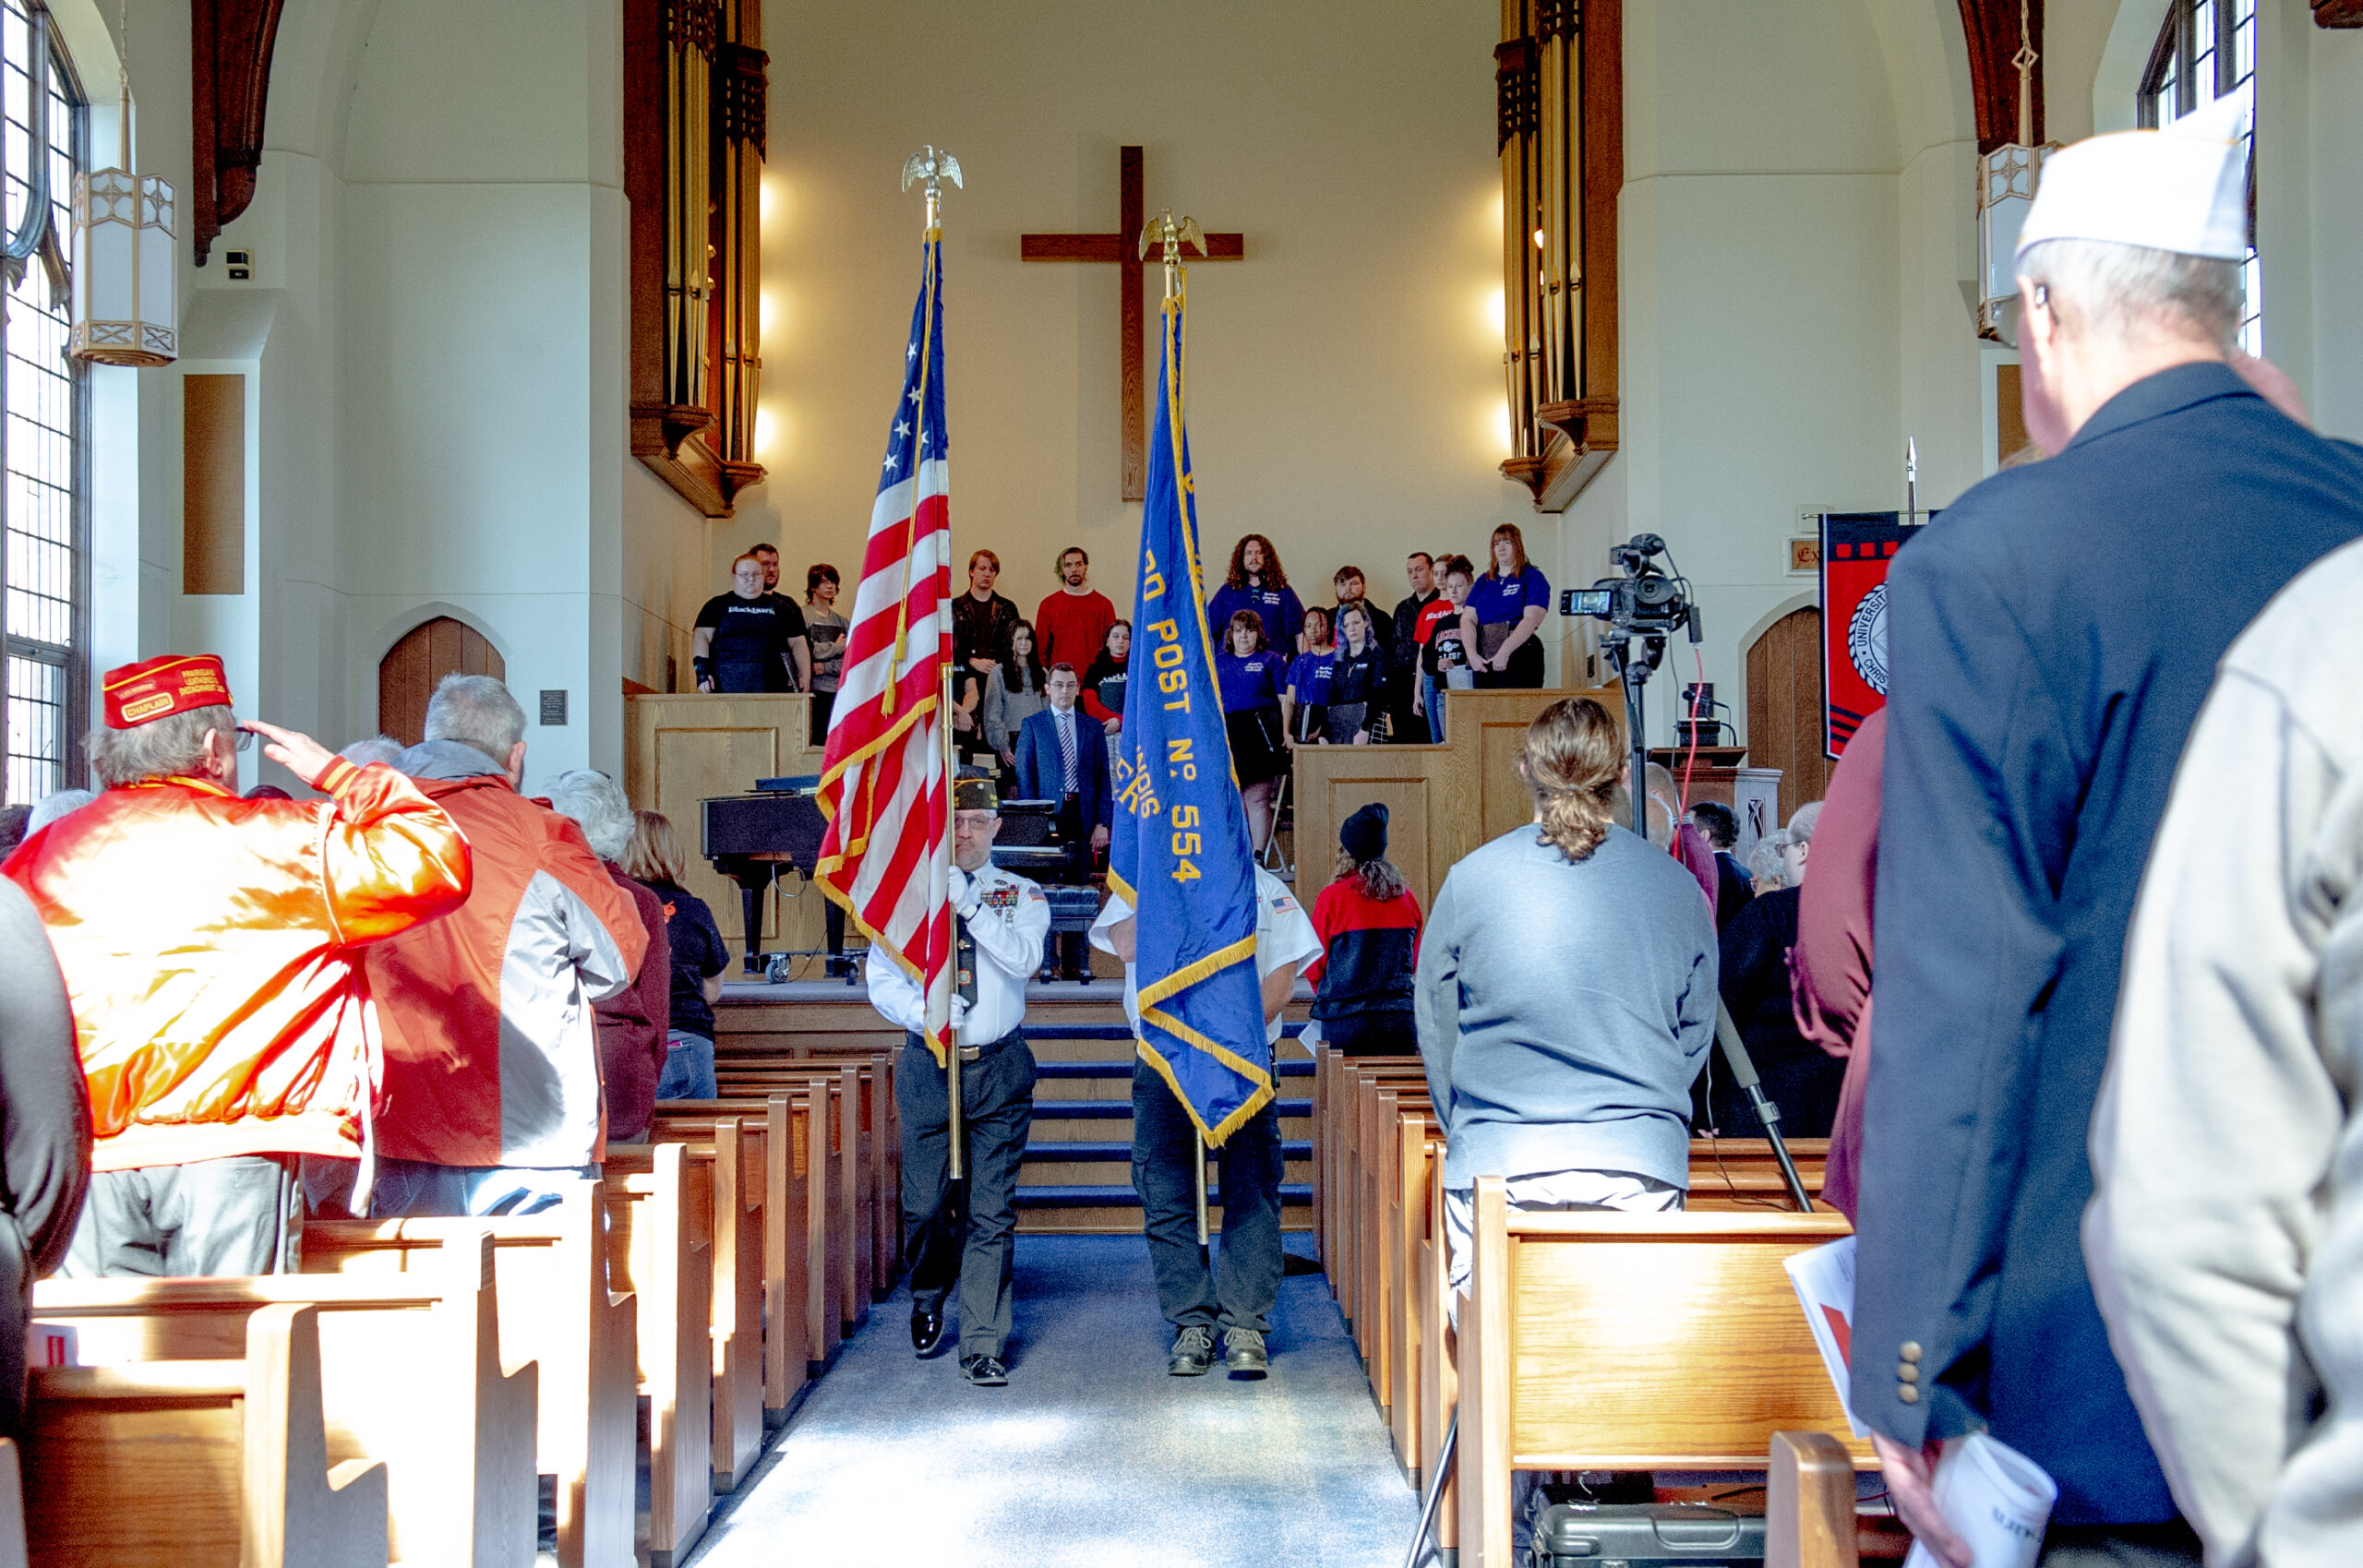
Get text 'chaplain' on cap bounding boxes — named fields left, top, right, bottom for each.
left=2016, top=92, right=2250, bottom=263
left=102, top=654, right=234, bottom=729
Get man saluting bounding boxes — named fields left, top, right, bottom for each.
left=865, top=774, right=1050, bottom=1387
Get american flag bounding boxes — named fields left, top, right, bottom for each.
left=814, top=235, right=954, bottom=1060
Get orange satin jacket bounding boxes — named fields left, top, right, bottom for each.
left=3, top=759, right=472, bottom=1172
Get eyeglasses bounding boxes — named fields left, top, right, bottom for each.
left=231, top=721, right=255, bottom=752
left=1994, top=283, right=2047, bottom=352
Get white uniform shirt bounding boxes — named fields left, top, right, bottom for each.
left=1089, top=866, right=1321, bottom=1047
left=865, top=861, right=1050, bottom=1047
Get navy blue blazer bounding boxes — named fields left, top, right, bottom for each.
left=1853, top=363, right=2363, bottom=1524
left=1014, top=704, right=1112, bottom=831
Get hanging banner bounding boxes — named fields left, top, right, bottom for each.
left=1818, top=512, right=1925, bottom=760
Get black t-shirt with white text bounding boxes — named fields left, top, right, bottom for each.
left=695, top=592, right=808, bottom=690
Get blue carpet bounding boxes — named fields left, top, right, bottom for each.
left=687, top=1235, right=1421, bottom=1567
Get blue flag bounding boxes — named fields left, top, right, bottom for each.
left=1108, top=288, right=1271, bottom=1146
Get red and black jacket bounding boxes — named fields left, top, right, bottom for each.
left=1305, top=877, right=1422, bottom=1022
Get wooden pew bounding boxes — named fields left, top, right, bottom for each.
left=605, top=1142, right=714, bottom=1567
left=303, top=1185, right=638, bottom=1568
left=1772, top=1430, right=1863, bottom=1568
left=21, top=1303, right=390, bottom=1568
left=33, top=1235, right=540, bottom=1566
left=606, top=1119, right=766, bottom=1491
left=648, top=1091, right=829, bottom=1400
left=707, top=1057, right=879, bottom=1317
left=714, top=1043, right=901, bottom=1297
left=1456, top=1179, right=1871, bottom=1567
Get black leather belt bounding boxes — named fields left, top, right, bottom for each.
left=907, top=1026, right=1026, bottom=1063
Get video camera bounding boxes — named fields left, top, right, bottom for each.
left=1560, top=533, right=1700, bottom=643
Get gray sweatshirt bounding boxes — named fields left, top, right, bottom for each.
left=1415, top=820, right=1716, bottom=1191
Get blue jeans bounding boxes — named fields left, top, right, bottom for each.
left=656, top=1030, right=717, bottom=1100
left=1423, top=672, right=1445, bottom=743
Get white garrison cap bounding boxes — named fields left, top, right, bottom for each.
left=2016, top=93, right=2250, bottom=262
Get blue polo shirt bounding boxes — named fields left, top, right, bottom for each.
left=1465, top=564, right=1549, bottom=626
left=1207, top=581, right=1304, bottom=652
left=1214, top=649, right=1287, bottom=714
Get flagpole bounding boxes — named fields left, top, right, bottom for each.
left=900, top=145, right=966, bottom=1178
left=945, top=659, right=964, bottom=1181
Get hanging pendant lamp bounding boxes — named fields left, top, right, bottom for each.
left=69, top=0, right=176, bottom=366
left=1976, top=0, right=2055, bottom=341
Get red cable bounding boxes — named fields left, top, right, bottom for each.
left=1677, top=647, right=1709, bottom=812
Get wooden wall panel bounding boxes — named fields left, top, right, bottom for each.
left=1997, top=363, right=2030, bottom=465
left=1745, top=608, right=1831, bottom=824
left=182, top=374, right=245, bottom=595
left=1291, top=686, right=1621, bottom=913
left=377, top=617, right=505, bottom=747
left=626, top=694, right=825, bottom=951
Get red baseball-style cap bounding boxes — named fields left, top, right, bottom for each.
left=102, top=653, right=234, bottom=729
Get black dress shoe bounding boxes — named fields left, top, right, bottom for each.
left=960, top=1354, right=1008, bottom=1386
left=911, top=1307, right=947, bottom=1358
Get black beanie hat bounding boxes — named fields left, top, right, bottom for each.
left=1340, top=801, right=1389, bottom=865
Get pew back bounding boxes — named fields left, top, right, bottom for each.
left=21, top=1305, right=390, bottom=1568
left=1458, top=1180, right=1870, bottom=1567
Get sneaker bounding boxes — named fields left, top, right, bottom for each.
left=960, top=1354, right=1008, bottom=1386
left=1167, top=1325, right=1216, bottom=1376
left=1223, top=1327, right=1268, bottom=1377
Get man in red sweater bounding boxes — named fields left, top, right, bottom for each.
left=1034, top=545, right=1116, bottom=676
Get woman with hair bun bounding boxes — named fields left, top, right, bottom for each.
left=1413, top=696, right=1718, bottom=1301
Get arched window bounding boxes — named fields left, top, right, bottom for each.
left=2140, top=0, right=2260, bottom=353
left=1, top=0, right=83, bottom=805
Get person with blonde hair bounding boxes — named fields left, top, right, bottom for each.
left=620, top=809, right=730, bottom=1102
left=1414, top=696, right=1717, bottom=1299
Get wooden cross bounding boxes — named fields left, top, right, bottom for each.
left=1022, top=146, right=1243, bottom=501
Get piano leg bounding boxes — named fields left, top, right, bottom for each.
left=826, top=900, right=851, bottom=984
left=731, top=864, right=778, bottom=975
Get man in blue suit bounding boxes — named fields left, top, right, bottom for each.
left=1854, top=101, right=2363, bottom=1568
left=1015, top=663, right=1111, bottom=979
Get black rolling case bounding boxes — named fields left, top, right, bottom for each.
left=1523, top=1502, right=1766, bottom=1568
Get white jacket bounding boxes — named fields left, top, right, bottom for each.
left=2086, top=535, right=2363, bottom=1568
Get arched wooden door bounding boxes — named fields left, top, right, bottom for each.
left=1745, top=607, right=1833, bottom=824
left=378, top=617, right=506, bottom=746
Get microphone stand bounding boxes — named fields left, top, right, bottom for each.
left=1714, top=999, right=1814, bottom=1213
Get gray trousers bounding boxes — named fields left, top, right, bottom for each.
left=897, top=1032, right=1036, bottom=1359
left=1131, top=1059, right=1285, bottom=1335
left=64, top=1155, right=301, bottom=1277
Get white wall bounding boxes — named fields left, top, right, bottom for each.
left=702, top=0, right=1543, bottom=681
left=58, top=0, right=2363, bottom=796
left=1603, top=0, right=1983, bottom=748
left=328, top=0, right=627, bottom=784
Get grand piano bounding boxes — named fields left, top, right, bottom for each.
left=702, top=781, right=1104, bottom=984
left=701, top=780, right=847, bottom=980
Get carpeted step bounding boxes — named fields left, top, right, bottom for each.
left=1023, top=1140, right=1312, bottom=1163
left=1029, top=1096, right=1313, bottom=1119
left=1013, top=1182, right=1313, bottom=1208
left=1036, top=1058, right=1313, bottom=1080
left=1024, top=1022, right=1313, bottom=1041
